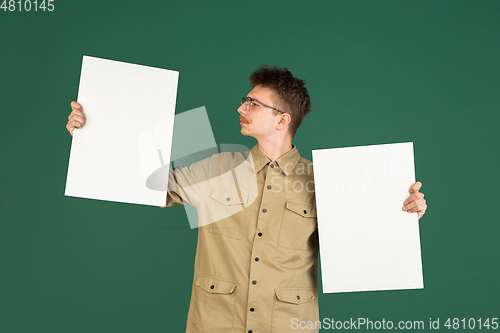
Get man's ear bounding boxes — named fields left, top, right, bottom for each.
left=277, top=113, right=292, bottom=130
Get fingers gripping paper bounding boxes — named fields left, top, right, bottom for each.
left=65, top=56, right=179, bottom=206
left=312, top=142, right=423, bottom=293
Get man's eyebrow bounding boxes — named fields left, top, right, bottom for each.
left=247, top=95, right=269, bottom=106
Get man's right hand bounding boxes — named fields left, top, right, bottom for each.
left=66, top=101, right=86, bottom=136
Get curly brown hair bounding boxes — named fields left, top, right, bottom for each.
left=249, top=65, right=311, bottom=138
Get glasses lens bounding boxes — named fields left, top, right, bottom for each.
left=241, top=97, right=246, bottom=111
left=243, top=97, right=250, bottom=111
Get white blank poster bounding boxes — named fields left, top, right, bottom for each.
left=312, top=142, right=423, bottom=293
left=65, top=56, right=179, bottom=206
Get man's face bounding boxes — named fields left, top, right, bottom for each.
left=238, top=86, right=282, bottom=140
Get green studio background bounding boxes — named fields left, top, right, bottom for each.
left=1, top=0, right=499, bottom=332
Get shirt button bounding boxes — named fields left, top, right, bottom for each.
left=262, top=208, right=267, bottom=213
left=252, top=280, right=257, bottom=285
left=270, top=163, right=275, bottom=168
left=226, top=197, right=230, bottom=202
left=258, top=232, right=263, bottom=237
left=250, top=307, right=255, bottom=312
left=210, top=285, right=214, bottom=289
left=248, top=331, right=253, bottom=333
left=303, top=210, right=307, bottom=214
left=297, top=295, right=300, bottom=300
left=255, top=257, right=259, bottom=262
left=267, top=185, right=272, bottom=190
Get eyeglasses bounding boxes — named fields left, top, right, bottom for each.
left=241, top=97, right=285, bottom=114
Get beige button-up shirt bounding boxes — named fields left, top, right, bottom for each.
left=164, top=144, right=319, bottom=333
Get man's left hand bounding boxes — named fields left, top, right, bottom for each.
left=403, top=181, right=427, bottom=219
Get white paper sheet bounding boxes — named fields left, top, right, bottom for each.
left=312, top=142, right=423, bottom=293
left=65, top=56, right=179, bottom=206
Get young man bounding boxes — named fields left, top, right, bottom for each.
left=66, top=66, right=427, bottom=333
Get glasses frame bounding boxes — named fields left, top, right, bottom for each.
left=241, top=96, right=285, bottom=114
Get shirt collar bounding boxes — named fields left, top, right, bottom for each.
left=250, top=144, right=301, bottom=176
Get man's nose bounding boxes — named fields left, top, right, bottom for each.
left=237, top=103, right=247, bottom=115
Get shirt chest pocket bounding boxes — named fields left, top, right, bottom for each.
left=208, top=188, right=248, bottom=240
left=278, top=199, right=317, bottom=251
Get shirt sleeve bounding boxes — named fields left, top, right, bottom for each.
left=161, top=153, right=219, bottom=208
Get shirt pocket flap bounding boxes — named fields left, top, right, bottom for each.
left=211, top=188, right=248, bottom=206
left=196, top=275, right=237, bottom=294
left=285, top=199, right=317, bottom=218
left=275, top=288, right=315, bottom=305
